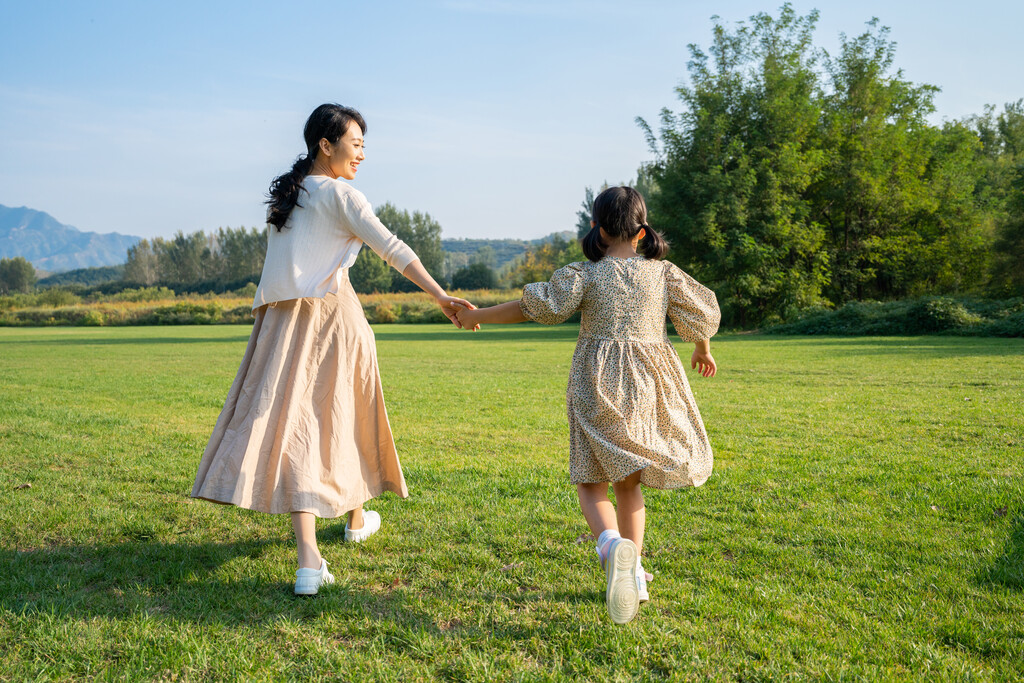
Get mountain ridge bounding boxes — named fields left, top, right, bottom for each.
left=0, top=204, right=141, bottom=272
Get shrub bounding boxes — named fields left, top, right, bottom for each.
left=36, top=288, right=81, bottom=307
left=137, top=303, right=222, bottom=325
left=765, top=296, right=1022, bottom=337
left=906, top=298, right=983, bottom=332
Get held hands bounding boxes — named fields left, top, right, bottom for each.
left=450, top=302, right=481, bottom=331
left=436, top=296, right=476, bottom=329
left=691, top=349, right=717, bottom=377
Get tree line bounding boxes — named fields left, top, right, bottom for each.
left=632, top=5, right=1023, bottom=326
left=116, top=202, right=501, bottom=294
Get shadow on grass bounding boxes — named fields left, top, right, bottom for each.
left=978, top=515, right=1024, bottom=591
left=0, top=530, right=605, bottom=638
left=0, top=536, right=446, bottom=628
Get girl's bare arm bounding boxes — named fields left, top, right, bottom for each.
left=454, top=300, right=528, bottom=329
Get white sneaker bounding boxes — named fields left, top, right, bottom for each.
left=604, top=538, right=640, bottom=624
left=344, top=510, right=381, bottom=543
left=637, top=564, right=651, bottom=603
left=294, top=558, right=334, bottom=596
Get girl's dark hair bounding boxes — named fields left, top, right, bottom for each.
left=266, top=103, right=367, bottom=230
left=580, top=186, right=669, bottom=262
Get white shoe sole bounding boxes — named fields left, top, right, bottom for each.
left=605, top=539, right=640, bottom=624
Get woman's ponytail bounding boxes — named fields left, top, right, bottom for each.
left=265, top=104, right=367, bottom=231
left=266, top=154, right=315, bottom=230
left=581, top=225, right=607, bottom=262
left=640, top=224, right=670, bottom=260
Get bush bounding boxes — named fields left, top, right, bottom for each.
left=765, top=296, right=1022, bottom=337
left=906, top=298, right=983, bottom=332
left=35, top=288, right=81, bottom=307
left=137, top=303, right=222, bottom=325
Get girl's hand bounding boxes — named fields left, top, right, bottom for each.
left=451, top=302, right=481, bottom=330
left=437, top=296, right=476, bottom=329
left=691, top=350, right=717, bottom=377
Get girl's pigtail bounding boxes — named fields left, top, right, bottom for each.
left=267, top=154, right=316, bottom=231
left=640, top=225, right=670, bottom=260
left=581, top=225, right=607, bottom=262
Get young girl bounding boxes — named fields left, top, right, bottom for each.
left=191, top=104, right=473, bottom=596
left=454, top=186, right=720, bottom=624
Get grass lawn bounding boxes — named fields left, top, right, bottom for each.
left=0, top=325, right=1021, bottom=681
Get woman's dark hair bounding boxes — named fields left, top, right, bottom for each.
left=266, top=104, right=367, bottom=230
left=580, top=186, right=669, bottom=262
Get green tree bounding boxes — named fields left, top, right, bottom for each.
left=812, top=20, right=971, bottom=302
left=451, top=262, right=498, bottom=290
left=507, top=236, right=584, bottom=287
left=154, top=231, right=214, bottom=284
left=576, top=186, right=595, bottom=238
left=375, top=202, right=446, bottom=291
left=639, top=5, right=828, bottom=325
left=348, top=246, right=393, bottom=293
left=216, top=226, right=266, bottom=282
left=471, top=245, right=497, bottom=268
left=972, top=100, right=1024, bottom=294
left=0, top=256, right=36, bottom=294
left=124, top=239, right=160, bottom=285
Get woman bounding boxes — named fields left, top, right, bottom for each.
left=192, top=103, right=472, bottom=595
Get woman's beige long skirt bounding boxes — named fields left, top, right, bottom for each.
left=191, top=280, right=408, bottom=518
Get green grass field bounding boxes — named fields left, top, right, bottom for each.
left=0, top=325, right=1022, bottom=681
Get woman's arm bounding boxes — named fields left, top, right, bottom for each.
left=401, top=258, right=475, bottom=328
left=453, top=300, right=527, bottom=329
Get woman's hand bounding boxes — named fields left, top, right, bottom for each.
left=691, top=349, right=717, bottom=377
left=451, top=302, right=481, bottom=330
left=437, top=296, right=476, bottom=329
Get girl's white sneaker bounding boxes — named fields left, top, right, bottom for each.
left=604, top=538, right=640, bottom=624
left=637, top=565, right=652, bottom=603
left=344, top=510, right=381, bottom=543
left=294, top=558, right=334, bottom=596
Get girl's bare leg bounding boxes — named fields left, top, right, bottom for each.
left=291, top=512, right=322, bottom=569
left=611, top=470, right=646, bottom=554
left=576, top=482, right=618, bottom=537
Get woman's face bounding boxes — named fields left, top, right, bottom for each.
left=319, top=122, right=365, bottom=180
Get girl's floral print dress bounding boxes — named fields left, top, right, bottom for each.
left=520, top=257, right=721, bottom=488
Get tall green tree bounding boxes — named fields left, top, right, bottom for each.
left=124, top=239, right=160, bottom=285
left=0, top=256, right=36, bottom=294
left=972, top=100, right=1024, bottom=294
left=375, top=202, right=446, bottom=291
left=576, top=186, right=595, bottom=238
left=216, top=226, right=266, bottom=282
left=153, top=231, right=215, bottom=284
left=639, top=5, right=828, bottom=325
left=811, top=20, right=987, bottom=302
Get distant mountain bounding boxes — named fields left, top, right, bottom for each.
left=0, top=204, right=141, bottom=272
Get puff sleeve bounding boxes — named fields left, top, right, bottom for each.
left=336, top=186, right=418, bottom=272
left=519, top=262, right=588, bottom=325
left=666, top=262, right=721, bottom=342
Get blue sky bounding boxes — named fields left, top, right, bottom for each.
left=1, top=0, right=1022, bottom=242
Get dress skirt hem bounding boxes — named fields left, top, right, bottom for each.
left=191, top=280, right=408, bottom=519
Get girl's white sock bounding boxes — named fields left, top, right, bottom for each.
left=595, top=529, right=621, bottom=565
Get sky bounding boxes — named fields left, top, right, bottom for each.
left=2, top=0, right=1022, bottom=242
